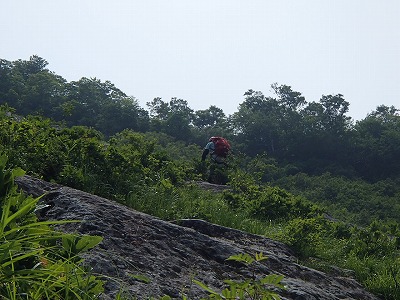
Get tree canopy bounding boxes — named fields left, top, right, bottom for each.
left=1, top=55, right=399, bottom=181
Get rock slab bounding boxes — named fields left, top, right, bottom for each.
left=16, top=176, right=379, bottom=300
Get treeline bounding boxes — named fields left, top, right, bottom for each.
left=1, top=56, right=400, bottom=183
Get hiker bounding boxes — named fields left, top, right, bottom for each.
left=201, top=136, right=231, bottom=184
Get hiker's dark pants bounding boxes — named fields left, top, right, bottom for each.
left=208, top=161, right=228, bottom=185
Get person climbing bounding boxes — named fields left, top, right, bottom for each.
left=201, top=136, right=231, bottom=184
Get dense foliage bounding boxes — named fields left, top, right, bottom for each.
left=2, top=56, right=400, bottom=182
left=0, top=56, right=149, bottom=136
left=1, top=55, right=400, bottom=299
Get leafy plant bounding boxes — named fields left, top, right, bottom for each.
left=0, top=154, right=104, bottom=299
left=194, top=253, right=285, bottom=300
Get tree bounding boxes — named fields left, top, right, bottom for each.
left=0, top=56, right=67, bottom=116
left=1, top=56, right=150, bottom=136
left=231, top=90, right=282, bottom=156
left=191, top=105, right=230, bottom=145
left=0, top=59, right=13, bottom=100
left=146, top=97, right=170, bottom=120
left=293, top=94, right=354, bottom=174
left=272, top=83, right=306, bottom=111
left=147, top=97, right=194, bottom=141
left=193, top=105, right=227, bottom=129
left=271, top=84, right=306, bottom=160
left=319, top=94, right=352, bottom=134
left=12, top=55, right=49, bottom=79
left=24, top=71, right=67, bottom=115
left=353, top=105, right=400, bottom=180
left=63, top=77, right=149, bottom=135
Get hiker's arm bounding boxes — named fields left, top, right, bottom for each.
left=201, top=149, right=209, bottom=161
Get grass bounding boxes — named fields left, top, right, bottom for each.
left=125, top=183, right=280, bottom=237
left=124, top=182, right=400, bottom=300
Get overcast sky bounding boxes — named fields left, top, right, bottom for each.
left=2, top=0, right=399, bottom=120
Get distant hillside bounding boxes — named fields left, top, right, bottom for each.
left=2, top=56, right=400, bottom=181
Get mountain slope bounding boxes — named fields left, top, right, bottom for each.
left=16, top=175, right=378, bottom=300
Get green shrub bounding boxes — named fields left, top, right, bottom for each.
left=274, top=172, right=400, bottom=225
left=279, top=217, right=327, bottom=258
left=344, top=221, right=398, bottom=258
left=224, top=183, right=321, bottom=222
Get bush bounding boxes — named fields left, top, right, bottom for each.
left=344, top=221, right=399, bottom=258
left=224, top=182, right=321, bottom=221
left=279, top=217, right=327, bottom=258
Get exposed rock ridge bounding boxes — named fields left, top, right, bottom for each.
left=16, top=175, right=379, bottom=300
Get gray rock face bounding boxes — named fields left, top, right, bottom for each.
left=16, top=176, right=379, bottom=300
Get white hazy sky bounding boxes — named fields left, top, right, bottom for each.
left=1, top=0, right=399, bottom=120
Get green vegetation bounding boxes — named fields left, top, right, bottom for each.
left=0, top=155, right=103, bottom=299
left=194, top=253, right=284, bottom=300
left=1, top=55, right=400, bottom=299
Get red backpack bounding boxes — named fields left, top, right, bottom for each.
left=210, top=136, right=231, bottom=157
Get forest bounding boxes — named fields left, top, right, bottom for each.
left=0, top=55, right=399, bottom=299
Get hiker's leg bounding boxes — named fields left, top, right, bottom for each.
left=219, top=168, right=228, bottom=185
left=214, top=163, right=228, bottom=185
left=208, top=163, right=217, bottom=183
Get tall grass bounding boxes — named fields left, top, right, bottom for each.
left=125, top=182, right=278, bottom=237
left=125, top=181, right=400, bottom=300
